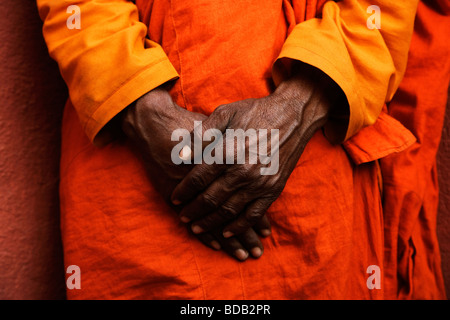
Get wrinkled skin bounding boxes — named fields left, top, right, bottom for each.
left=121, top=85, right=272, bottom=261
left=121, top=64, right=341, bottom=261
left=171, top=64, right=341, bottom=239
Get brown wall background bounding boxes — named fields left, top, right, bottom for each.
left=0, top=0, right=67, bottom=299
left=0, top=0, right=448, bottom=299
left=437, top=87, right=450, bottom=298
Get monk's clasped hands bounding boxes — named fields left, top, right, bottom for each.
left=122, top=64, right=339, bottom=262
left=121, top=86, right=272, bottom=261
left=171, top=64, right=339, bottom=256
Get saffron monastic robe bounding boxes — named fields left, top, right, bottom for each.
left=36, top=0, right=446, bottom=299
left=380, top=0, right=450, bottom=299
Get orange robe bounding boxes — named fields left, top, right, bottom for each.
left=380, top=0, right=450, bottom=299
left=36, top=0, right=445, bottom=299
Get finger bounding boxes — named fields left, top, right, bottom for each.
left=195, top=232, right=221, bottom=251
left=171, top=105, right=232, bottom=205
left=223, top=198, right=274, bottom=238
left=189, top=190, right=253, bottom=233
left=213, top=230, right=249, bottom=262
left=171, top=162, right=226, bottom=206
left=179, top=172, right=245, bottom=224
left=236, top=228, right=264, bottom=259
left=253, top=215, right=272, bottom=238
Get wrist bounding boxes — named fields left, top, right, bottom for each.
left=271, top=64, right=335, bottom=139
left=275, top=61, right=342, bottom=102
left=121, top=88, right=173, bottom=138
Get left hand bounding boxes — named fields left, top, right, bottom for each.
left=171, top=64, right=342, bottom=238
left=121, top=87, right=271, bottom=260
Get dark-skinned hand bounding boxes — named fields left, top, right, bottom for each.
left=171, top=64, right=342, bottom=239
left=120, top=86, right=271, bottom=261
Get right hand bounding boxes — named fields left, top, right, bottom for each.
left=120, top=87, right=271, bottom=261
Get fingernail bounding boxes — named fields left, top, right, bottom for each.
left=179, top=145, right=192, bottom=161
left=223, top=231, right=234, bottom=238
left=191, top=225, right=204, bottom=234
left=261, top=229, right=271, bottom=237
left=180, top=216, right=190, bottom=223
left=251, top=247, right=262, bottom=258
left=210, top=241, right=221, bottom=250
left=172, top=199, right=181, bottom=205
left=235, top=249, right=249, bottom=261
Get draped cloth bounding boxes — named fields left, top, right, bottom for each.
left=36, top=0, right=447, bottom=299
left=380, top=0, right=450, bottom=300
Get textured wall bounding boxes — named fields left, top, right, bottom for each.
left=437, top=87, right=450, bottom=298
left=0, top=0, right=448, bottom=299
left=0, top=0, right=67, bottom=299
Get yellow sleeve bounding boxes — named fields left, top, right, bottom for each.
left=37, top=0, right=179, bottom=146
left=272, top=0, right=419, bottom=142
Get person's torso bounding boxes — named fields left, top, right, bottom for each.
left=135, top=0, right=326, bottom=114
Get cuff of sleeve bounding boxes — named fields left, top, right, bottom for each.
left=86, top=58, right=179, bottom=147
left=272, top=21, right=365, bottom=142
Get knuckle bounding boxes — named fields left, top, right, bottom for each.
left=211, top=105, right=229, bottom=121
left=235, top=218, right=251, bottom=231
left=197, top=217, right=214, bottom=230
left=215, top=104, right=229, bottom=115
left=232, top=164, right=255, bottom=180
left=201, top=193, right=219, bottom=209
left=222, top=174, right=239, bottom=192
left=246, top=209, right=263, bottom=222
left=224, top=175, right=240, bottom=189
left=220, top=203, right=239, bottom=218
left=189, top=172, right=208, bottom=189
